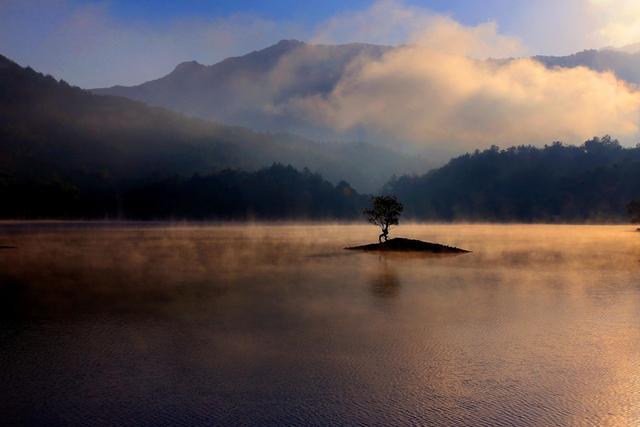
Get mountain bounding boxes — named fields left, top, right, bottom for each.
left=387, top=136, right=640, bottom=222
left=0, top=53, right=422, bottom=195
left=93, top=39, right=392, bottom=140
left=535, top=48, right=640, bottom=85
left=95, top=41, right=640, bottom=135
left=93, top=40, right=640, bottom=167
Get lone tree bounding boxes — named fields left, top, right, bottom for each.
left=364, top=195, right=404, bottom=243
left=627, top=200, right=640, bottom=223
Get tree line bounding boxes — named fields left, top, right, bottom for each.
left=0, top=164, right=367, bottom=220
left=386, top=136, right=640, bottom=222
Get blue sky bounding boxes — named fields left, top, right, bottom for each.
left=0, top=0, right=634, bottom=87
left=70, top=0, right=516, bottom=29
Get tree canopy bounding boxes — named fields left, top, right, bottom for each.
left=364, top=195, right=404, bottom=242
left=0, top=164, right=368, bottom=220
left=386, top=136, right=640, bottom=222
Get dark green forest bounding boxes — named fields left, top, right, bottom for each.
left=124, top=165, right=366, bottom=220
left=386, top=136, right=640, bottom=222
left=1, top=164, right=366, bottom=219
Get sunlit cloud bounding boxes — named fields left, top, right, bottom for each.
left=587, top=0, right=640, bottom=48
left=274, top=1, right=640, bottom=151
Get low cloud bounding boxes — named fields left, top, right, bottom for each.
left=274, top=4, right=640, bottom=151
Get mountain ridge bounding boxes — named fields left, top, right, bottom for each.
left=92, top=39, right=393, bottom=140
left=92, top=40, right=640, bottom=150
left=0, top=52, right=425, bottom=193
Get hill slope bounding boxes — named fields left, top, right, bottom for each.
left=387, top=137, right=640, bottom=222
left=0, top=53, right=420, bottom=193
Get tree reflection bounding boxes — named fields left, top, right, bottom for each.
left=369, top=255, right=401, bottom=298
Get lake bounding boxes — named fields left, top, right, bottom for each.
left=1, top=223, right=639, bottom=426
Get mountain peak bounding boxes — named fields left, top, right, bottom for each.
left=275, top=39, right=305, bottom=48
left=259, top=39, right=306, bottom=55
left=173, top=60, right=205, bottom=73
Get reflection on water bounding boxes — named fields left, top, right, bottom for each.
left=369, top=256, right=401, bottom=299
left=1, top=223, right=640, bottom=426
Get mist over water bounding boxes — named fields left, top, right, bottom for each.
left=1, top=223, right=640, bottom=425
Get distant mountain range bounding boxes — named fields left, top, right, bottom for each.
left=93, top=40, right=392, bottom=142
left=0, top=53, right=423, bottom=195
left=94, top=40, right=640, bottom=145
left=3, top=42, right=640, bottom=221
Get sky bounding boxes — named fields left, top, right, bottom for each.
left=1, top=0, right=640, bottom=88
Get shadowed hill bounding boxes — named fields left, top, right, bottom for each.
left=0, top=53, right=421, bottom=192
left=2, top=163, right=368, bottom=220
left=387, top=137, right=640, bottom=222
left=123, top=164, right=368, bottom=220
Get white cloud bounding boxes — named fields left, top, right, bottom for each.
left=511, top=0, right=640, bottom=54
left=587, top=0, right=640, bottom=48
left=312, top=0, right=525, bottom=58
left=312, top=0, right=432, bottom=46
left=275, top=2, right=640, bottom=151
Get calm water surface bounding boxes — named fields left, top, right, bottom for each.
left=1, top=223, right=640, bottom=426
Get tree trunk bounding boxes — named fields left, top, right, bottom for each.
left=379, top=225, right=389, bottom=243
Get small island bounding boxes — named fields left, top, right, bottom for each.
left=347, top=195, right=470, bottom=254
left=346, top=237, right=469, bottom=253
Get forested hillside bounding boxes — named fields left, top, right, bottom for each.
left=2, top=164, right=366, bottom=219
left=387, top=137, right=640, bottom=222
